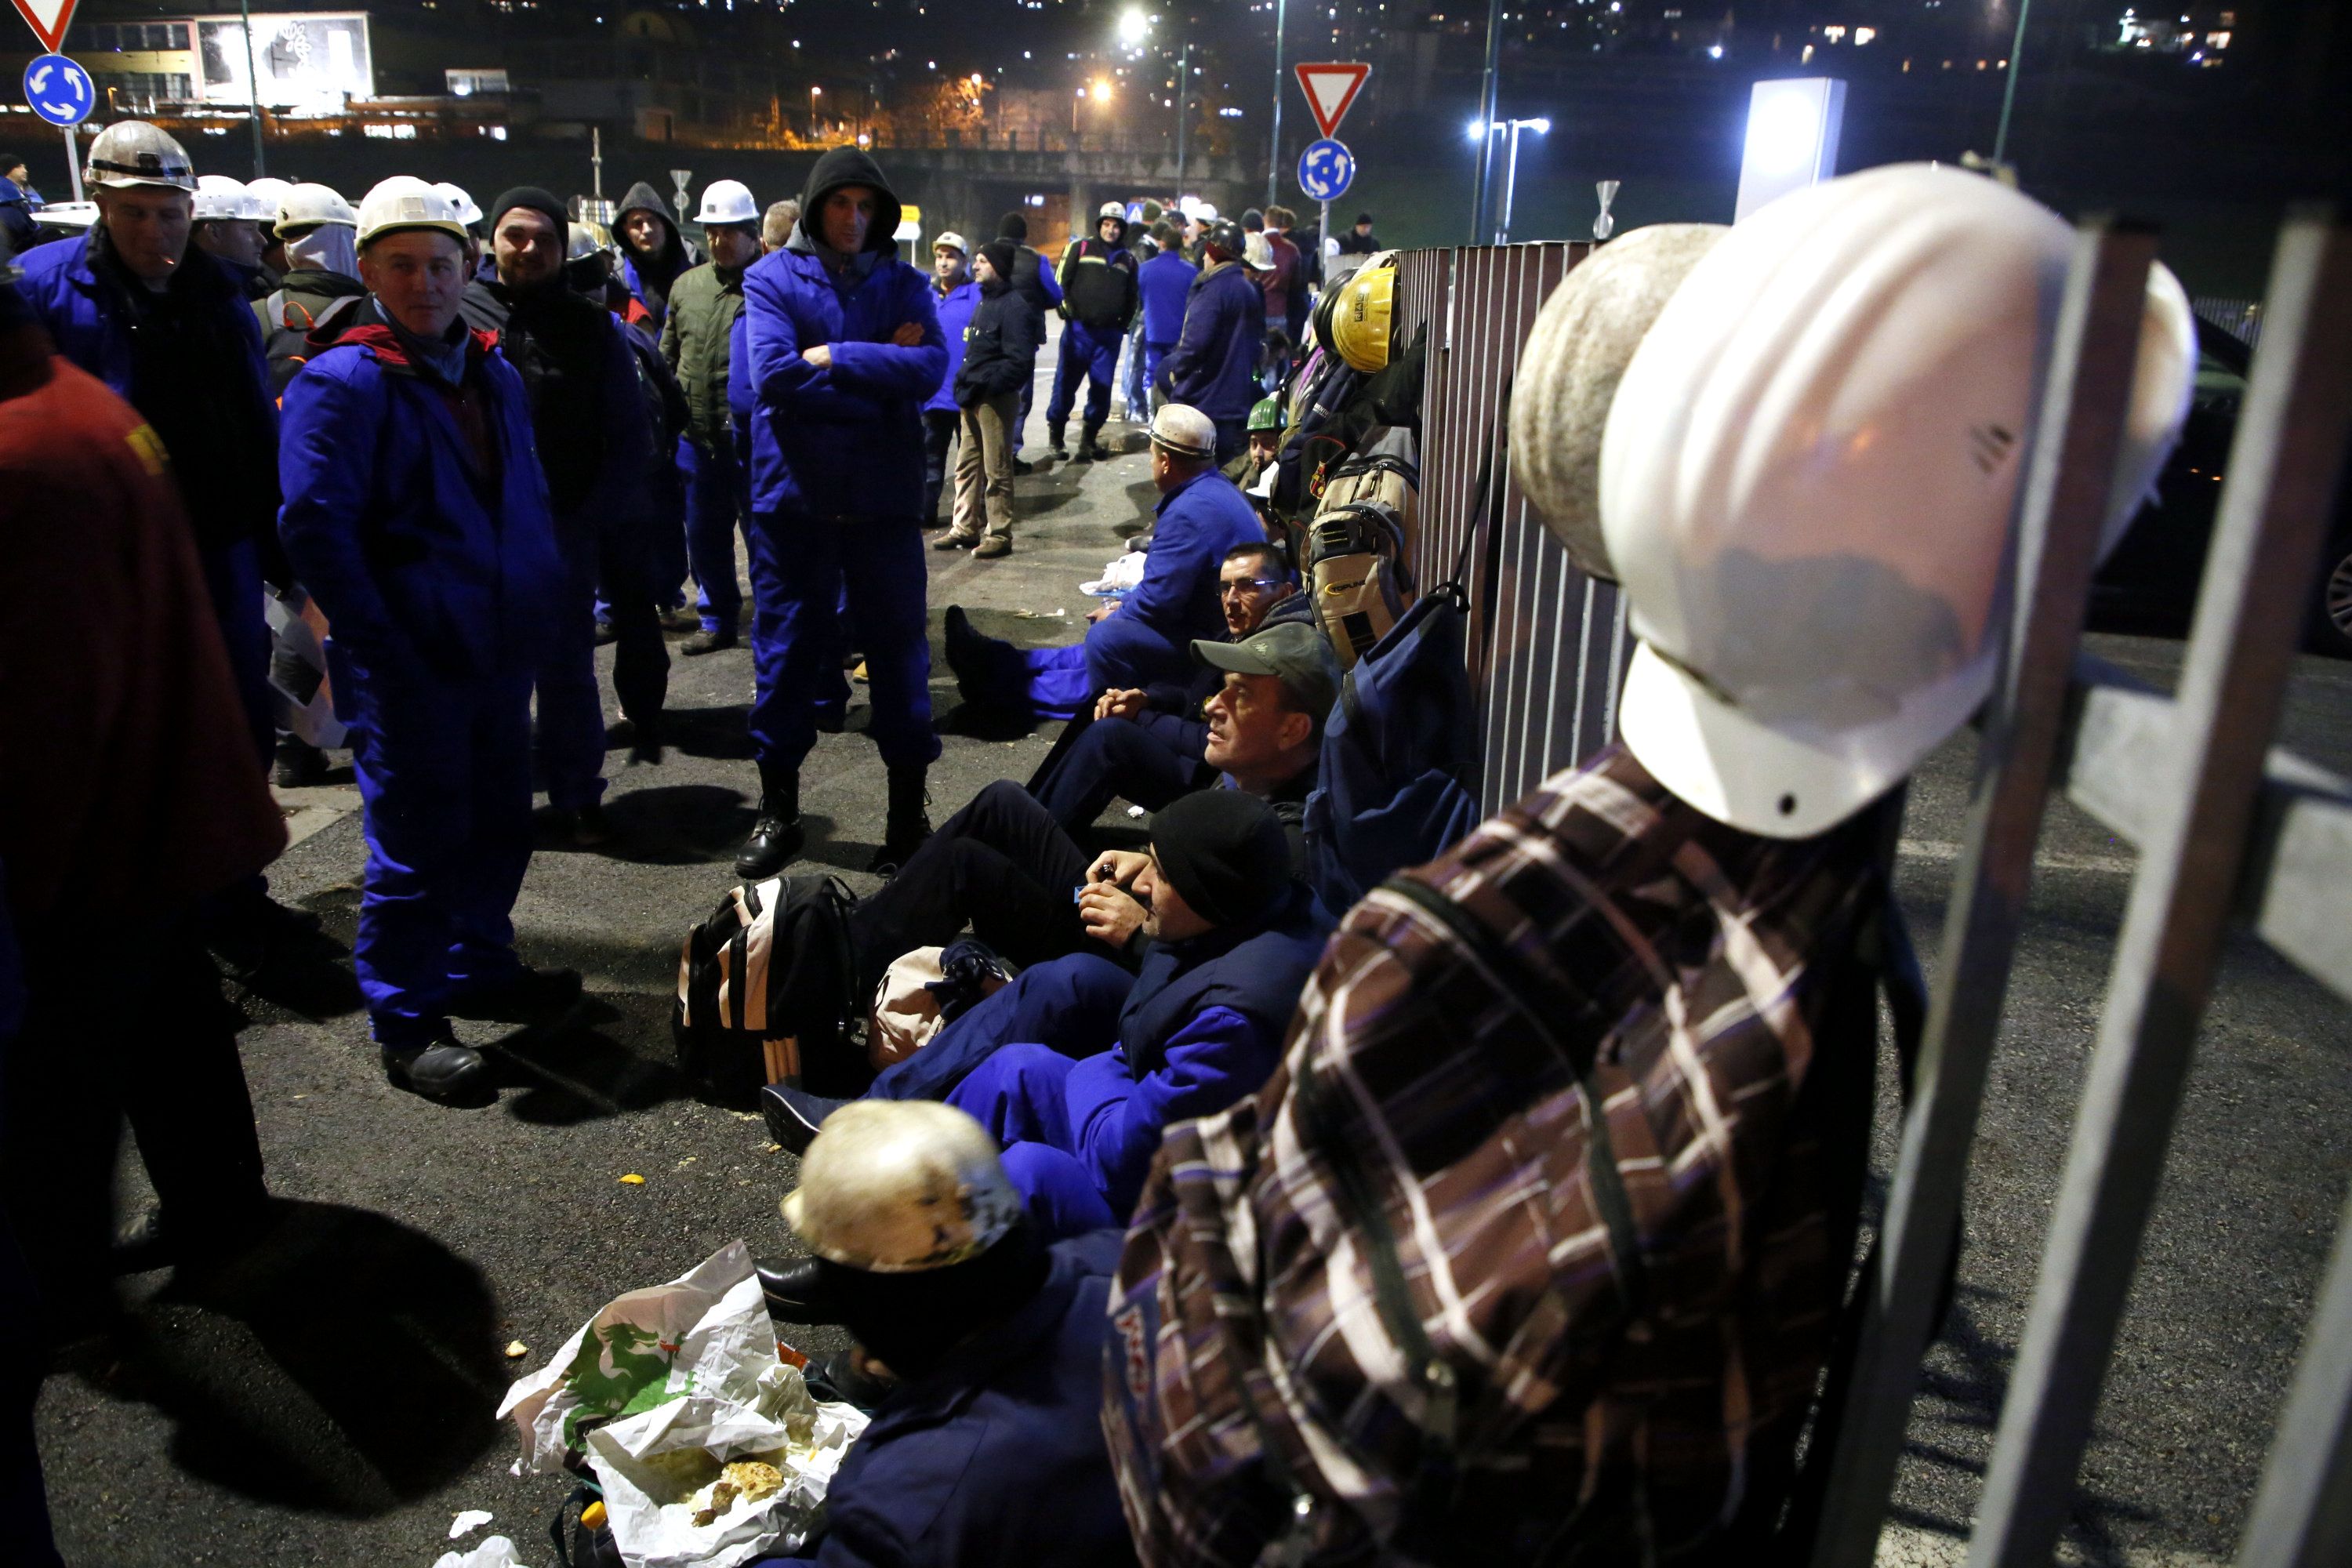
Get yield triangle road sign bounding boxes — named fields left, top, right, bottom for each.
left=9, top=0, right=78, bottom=55
left=1293, top=62, right=1370, bottom=141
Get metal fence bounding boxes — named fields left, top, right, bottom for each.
left=1394, top=240, right=1630, bottom=815
left=1394, top=216, right=2352, bottom=1563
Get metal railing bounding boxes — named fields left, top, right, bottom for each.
left=1392, top=212, right=2352, bottom=1563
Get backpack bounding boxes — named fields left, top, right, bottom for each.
left=262, top=289, right=362, bottom=398
left=1305, top=499, right=1412, bottom=667
left=1298, top=585, right=1481, bottom=913
left=672, top=874, right=860, bottom=1102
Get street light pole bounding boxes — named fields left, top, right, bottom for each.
left=1991, top=0, right=2034, bottom=168
left=1468, top=0, right=1503, bottom=238
left=1267, top=0, right=1287, bottom=208
left=1494, top=117, right=1548, bottom=243
left=1175, top=37, right=1191, bottom=198
left=238, top=0, right=267, bottom=176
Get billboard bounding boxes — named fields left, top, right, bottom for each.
left=194, top=13, right=372, bottom=111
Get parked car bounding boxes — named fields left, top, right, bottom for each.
left=2091, top=316, right=2352, bottom=655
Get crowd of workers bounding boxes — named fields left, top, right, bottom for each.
left=0, top=114, right=2194, bottom=1568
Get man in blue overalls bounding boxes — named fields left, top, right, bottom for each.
left=278, top=178, right=571, bottom=1103
left=738, top=148, right=947, bottom=880
left=1043, top=201, right=1137, bottom=463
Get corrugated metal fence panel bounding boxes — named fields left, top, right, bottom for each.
left=1394, top=241, right=1623, bottom=815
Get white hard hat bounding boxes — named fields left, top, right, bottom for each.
left=245, top=176, right=295, bottom=211
left=431, top=181, right=484, bottom=227
left=931, top=230, right=967, bottom=256
left=194, top=174, right=265, bottom=223
left=1511, top=223, right=1729, bottom=583
left=1243, top=230, right=1276, bottom=272
left=1098, top=201, right=1125, bottom=221
left=275, top=182, right=356, bottom=236
left=780, top=1101, right=1023, bottom=1273
left=696, top=178, right=758, bottom=226
left=1149, top=403, right=1217, bottom=459
left=1598, top=162, right=2196, bottom=840
left=84, top=121, right=195, bottom=194
left=354, top=176, right=469, bottom=249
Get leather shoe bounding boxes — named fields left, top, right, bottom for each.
left=754, top=1255, right=846, bottom=1324
left=735, top=811, right=805, bottom=879
left=382, top=1032, right=490, bottom=1102
left=760, top=1083, right=849, bottom=1156
left=449, top=965, right=583, bottom=1025
left=931, top=530, right=978, bottom=551
left=973, top=535, right=1011, bottom=559
left=681, top=627, right=738, bottom=655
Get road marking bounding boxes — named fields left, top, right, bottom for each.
left=1877, top=1526, right=2226, bottom=1566
left=1900, top=837, right=2138, bottom=877
left=274, top=783, right=361, bottom=848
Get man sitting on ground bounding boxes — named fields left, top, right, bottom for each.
left=1027, top=551, right=1316, bottom=837
left=943, top=402, right=1264, bottom=713
left=750, top=1101, right=1136, bottom=1568
left=760, top=791, right=1327, bottom=1258
left=833, top=619, right=1339, bottom=994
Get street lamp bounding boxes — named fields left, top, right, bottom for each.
left=1467, top=116, right=1548, bottom=244
left=809, top=83, right=821, bottom=139
left=1117, top=6, right=1149, bottom=48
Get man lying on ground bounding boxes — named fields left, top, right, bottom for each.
left=760, top=790, right=1329, bottom=1288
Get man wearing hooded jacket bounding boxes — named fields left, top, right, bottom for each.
left=614, top=181, right=702, bottom=332
left=1044, top=202, right=1137, bottom=463
left=460, top=187, right=663, bottom=845
left=737, top=148, right=947, bottom=879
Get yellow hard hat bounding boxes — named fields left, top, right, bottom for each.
left=1331, top=261, right=1396, bottom=374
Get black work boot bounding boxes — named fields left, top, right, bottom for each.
left=1047, top=420, right=1069, bottom=460
left=735, top=761, right=805, bottom=879
left=867, top=763, right=931, bottom=876
left=382, top=1029, right=491, bottom=1104
left=1080, top=419, right=1110, bottom=461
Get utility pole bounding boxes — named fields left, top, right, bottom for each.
left=1992, top=0, right=2034, bottom=168
left=1468, top=0, right=1503, bottom=238
left=238, top=0, right=267, bottom=176
left=1174, top=36, right=1191, bottom=198
left=1266, top=0, right=1286, bottom=208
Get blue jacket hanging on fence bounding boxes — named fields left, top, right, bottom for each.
left=742, top=238, right=946, bottom=519
left=1156, top=260, right=1265, bottom=424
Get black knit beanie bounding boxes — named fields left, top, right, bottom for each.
left=996, top=210, right=1029, bottom=241
left=1149, top=790, right=1290, bottom=931
left=488, top=186, right=568, bottom=238
left=978, top=238, right=1018, bottom=287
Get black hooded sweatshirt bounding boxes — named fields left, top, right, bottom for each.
left=458, top=274, right=626, bottom=519
left=615, top=180, right=702, bottom=330
left=786, top=146, right=903, bottom=277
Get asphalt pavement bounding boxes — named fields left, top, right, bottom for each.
left=29, top=333, right=2352, bottom=1566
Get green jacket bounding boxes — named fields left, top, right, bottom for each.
left=659, top=259, right=746, bottom=449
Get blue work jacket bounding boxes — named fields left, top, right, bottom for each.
left=276, top=307, right=559, bottom=682
left=924, top=278, right=979, bottom=416
left=1065, top=882, right=1329, bottom=1217
left=1160, top=260, right=1265, bottom=423
left=742, top=243, right=946, bottom=519
left=16, top=230, right=270, bottom=409
left=1113, top=468, right=1265, bottom=653
left=1137, top=250, right=1197, bottom=344
left=759, top=1232, right=1135, bottom=1568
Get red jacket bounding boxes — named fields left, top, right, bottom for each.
left=0, top=320, right=285, bottom=925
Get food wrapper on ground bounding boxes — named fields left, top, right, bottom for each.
left=585, top=1359, right=863, bottom=1567
left=432, top=1536, right=525, bottom=1568
left=496, top=1241, right=868, bottom=1568
left=1080, top=550, right=1146, bottom=597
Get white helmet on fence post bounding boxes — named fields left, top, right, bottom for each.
left=1596, top=162, right=2196, bottom=840
left=354, top=176, right=470, bottom=249
left=275, top=182, right=357, bottom=237
left=194, top=174, right=267, bottom=222
left=696, top=179, right=759, bottom=226
left=780, top=1101, right=1024, bottom=1273
left=83, top=122, right=197, bottom=193
left=431, top=182, right=484, bottom=228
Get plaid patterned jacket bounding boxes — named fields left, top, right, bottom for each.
left=1104, top=744, right=1886, bottom=1566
